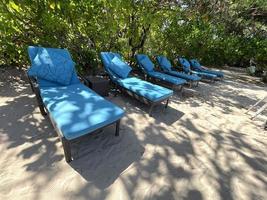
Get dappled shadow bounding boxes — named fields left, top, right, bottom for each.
left=0, top=86, right=63, bottom=169
left=108, top=88, right=185, bottom=125
left=69, top=127, right=144, bottom=189
left=226, top=68, right=266, bottom=87
left=175, top=114, right=267, bottom=200
left=153, top=105, right=184, bottom=125
left=183, top=189, right=203, bottom=200
left=1, top=68, right=267, bottom=199
left=169, top=72, right=267, bottom=118
left=0, top=75, right=65, bottom=199
left=0, top=71, right=142, bottom=199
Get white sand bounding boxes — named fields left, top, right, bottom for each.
left=0, top=68, right=266, bottom=200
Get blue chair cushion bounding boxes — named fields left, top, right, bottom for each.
left=37, top=70, right=81, bottom=87
left=117, top=77, right=173, bottom=102
left=28, top=46, right=74, bottom=62
left=190, top=59, right=202, bottom=70
left=28, top=46, right=39, bottom=63
left=168, top=71, right=201, bottom=81
left=110, top=56, right=132, bottom=78
left=191, top=71, right=217, bottom=79
left=190, top=59, right=224, bottom=78
left=202, top=69, right=224, bottom=78
left=179, top=58, right=191, bottom=73
left=40, top=83, right=125, bottom=140
left=148, top=71, right=187, bottom=85
left=159, top=56, right=172, bottom=71
left=28, top=47, right=74, bottom=85
left=139, top=56, right=155, bottom=72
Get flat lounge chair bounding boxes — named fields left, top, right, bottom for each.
left=178, top=57, right=217, bottom=82
left=190, top=59, right=224, bottom=79
left=100, top=52, right=173, bottom=116
left=27, top=46, right=125, bottom=162
left=135, top=54, right=187, bottom=90
left=156, top=55, right=201, bottom=87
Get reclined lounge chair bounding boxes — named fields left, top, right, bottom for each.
left=100, top=52, right=173, bottom=116
left=136, top=54, right=187, bottom=90
left=27, top=46, right=125, bottom=162
left=156, top=55, right=201, bottom=87
left=190, top=59, right=224, bottom=79
left=178, top=58, right=217, bottom=82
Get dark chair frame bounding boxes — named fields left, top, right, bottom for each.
left=27, top=74, right=122, bottom=163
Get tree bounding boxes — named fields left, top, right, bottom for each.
left=0, top=0, right=266, bottom=81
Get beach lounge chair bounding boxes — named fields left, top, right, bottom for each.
left=178, top=57, right=217, bottom=82
left=190, top=59, right=224, bottom=79
left=100, top=52, right=173, bottom=116
left=27, top=46, right=125, bottom=162
left=156, top=55, right=201, bottom=87
left=135, top=54, right=187, bottom=90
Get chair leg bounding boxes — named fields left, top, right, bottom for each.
left=189, top=81, right=192, bottom=88
left=38, top=104, right=47, bottom=116
left=180, top=85, right=184, bottom=95
left=165, top=99, right=169, bottom=108
left=149, top=103, right=155, bottom=116
left=61, top=137, right=72, bottom=162
left=115, top=120, right=120, bottom=136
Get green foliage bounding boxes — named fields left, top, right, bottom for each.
left=0, top=0, right=266, bottom=76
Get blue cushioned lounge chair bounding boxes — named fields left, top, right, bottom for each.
left=27, top=46, right=125, bottom=162
left=135, top=54, right=187, bottom=90
left=156, top=55, right=201, bottom=87
left=100, top=52, right=173, bottom=116
left=190, top=59, right=224, bottom=79
left=178, top=58, right=217, bottom=82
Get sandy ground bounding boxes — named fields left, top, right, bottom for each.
left=0, top=68, right=267, bottom=200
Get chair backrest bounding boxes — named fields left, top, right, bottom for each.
left=28, top=46, right=39, bottom=63
left=178, top=58, right=191, bottom=73
left=190, top=59, right=202, bottom=70
left=135, top=54, right=155, bottom=73
left=28, top=46, right=73, bottom=63
left=156, top=55, right=172, bottom=72
left=27, top=46, right=80, bottom=87
left=100, top=52, right=124, bottom=82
